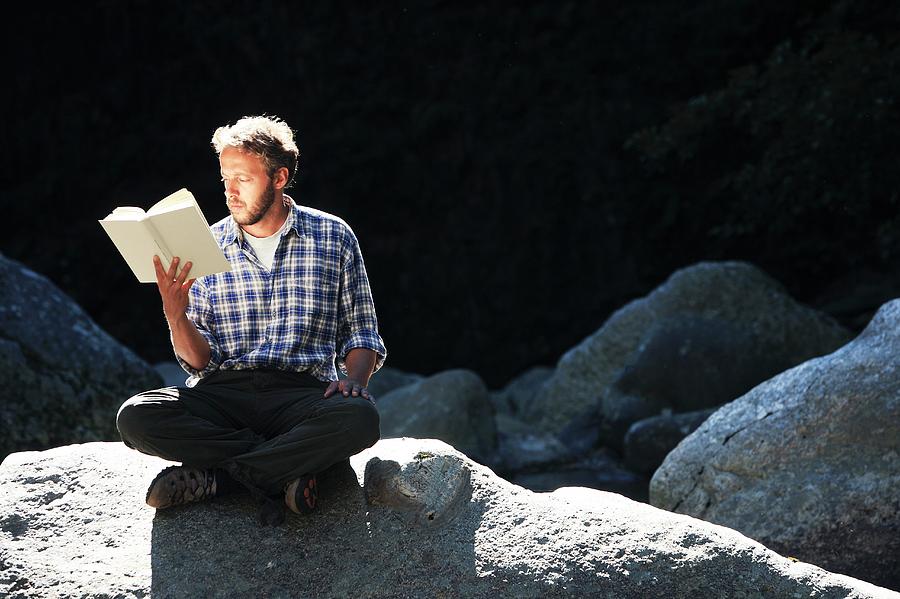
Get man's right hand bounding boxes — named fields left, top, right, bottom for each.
left=154, top=255, right=195, bottom=325
left=152, top=255, right=211, bottom=371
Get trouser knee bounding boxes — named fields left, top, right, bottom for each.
left=115, top=394, right=152, bottom=449
left=345, top=398, right=380, bottom=450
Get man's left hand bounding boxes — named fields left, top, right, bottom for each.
left=324, top=378, right=373, bottom=401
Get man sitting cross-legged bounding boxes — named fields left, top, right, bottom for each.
left=115, top=115, right=386, bottom=525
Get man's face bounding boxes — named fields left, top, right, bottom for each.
left=219, top=146, right=276, bottom=227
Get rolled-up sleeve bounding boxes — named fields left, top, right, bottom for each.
left=174, top=277, right=223, bottom=380
left=336, top=229, right=387, bottom=375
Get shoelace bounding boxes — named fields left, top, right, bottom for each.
left=168, top=469, right=216, bottom=505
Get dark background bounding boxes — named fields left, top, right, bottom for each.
left=4, top=1, right=900, bottom=388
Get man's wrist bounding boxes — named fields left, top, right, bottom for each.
left=344, top=373, right=370, bottom=387
left=166, top=312, right=190, bottom=332
left=344, top=348, right=377, bottom=386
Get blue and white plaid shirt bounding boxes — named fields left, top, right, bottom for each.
left=175, top=196, right=387, bottom=387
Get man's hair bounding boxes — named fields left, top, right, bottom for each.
left=211, top=115, right=300, bottom=187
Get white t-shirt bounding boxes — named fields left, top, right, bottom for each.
left=243, top=216, right=290, bottom=271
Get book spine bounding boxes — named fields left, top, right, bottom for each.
left=143, top=220, right=174, bottom=269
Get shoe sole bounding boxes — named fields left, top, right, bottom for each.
left=285, top=475, right=317, bottom=515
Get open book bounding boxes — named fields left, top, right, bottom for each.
left=99, top=188, right=231, bottom=283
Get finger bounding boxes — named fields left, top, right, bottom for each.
left=324, top=381, right=338, bottom=398
left=153, top=256, right=172, bottom=295
left=176, top=261, right=193, bottom=286
left=350, top=385, right=360, bottom=397
left=183, top=278, right=197, bottom=293
left=153, top=255, right=167, bottom=284
left=167, top=257, right=180, bottom=281
left=361, top=388, right=371, bottom=400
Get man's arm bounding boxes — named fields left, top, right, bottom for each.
left=154, top=255, right=211, bottom=371
left=344, top=348, right=377, bottom=386
left=168, top=313, right=211, bottom=372
left=326, top=227, right=387, bottom=399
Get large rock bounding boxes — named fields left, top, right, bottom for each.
left=650, top=299, right=900, bottom=591
left=492, top=365, right=554, bottom=417
left=154, top=360, right=188, bottom=387
left=0, top=440, right=895, bottom=598
left=623, top=408, right=716, bottom=475
left=0, top=254, right=162, bottom=460
left=494, top=413, right=573, bottom=473
left=356, top=366, right=424, bottom=399
left=377, top=368, right=497, bottom=462
left=610, top=316, right=792, bottom=412
left=525, top=261, right=853, bottom=437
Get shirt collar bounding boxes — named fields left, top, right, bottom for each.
left=283, top=195, right=306, bottom=238
left=222, top=194, right=306, bottom=246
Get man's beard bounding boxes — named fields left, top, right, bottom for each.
left=229, top=180, right=276, bottom=226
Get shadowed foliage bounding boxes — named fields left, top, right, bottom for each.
left=6, top=1, right=895, bottom=386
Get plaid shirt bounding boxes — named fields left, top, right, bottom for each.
left=175, top=196, right=387, bottom=386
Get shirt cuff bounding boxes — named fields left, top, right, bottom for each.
left=337, top=329, right=387, bottom=376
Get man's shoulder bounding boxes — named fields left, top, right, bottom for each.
left=294, top=203, right=355, bottom=238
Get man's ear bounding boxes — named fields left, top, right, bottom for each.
left=273, top=167, right=290, bottom=190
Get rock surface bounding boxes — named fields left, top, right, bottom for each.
left=377, top=369, right=497, bottom=462
left=361, top=366, right=424, bottom=399
left=1, top=439, right=896, bottom=598
left=493, top=413, right=573, bottom=473
left=623, top=408, right=716, bottom=475
left=525, top=261, right=852, bottom=436
left=153, top=360, right=187, bottom=387
left=492, top=365, right=554, bottom=417
left=611, top=317, right=788, bottom=413
left=0, top=254, right=162, bottom=460
left=650, top=299, right=900, bottom=591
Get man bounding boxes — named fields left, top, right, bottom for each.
left=116, top=115, right=386, bottom=525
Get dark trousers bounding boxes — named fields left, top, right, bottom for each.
left=116, top=369, right=379, bottom=496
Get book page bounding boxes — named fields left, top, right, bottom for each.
left=147, top=188, right=195, bottom=215
left=147, top=200, right=231, bottom=279
left=103, top=206, right=148, bottom=221
left=99, top=219, right=172, bottom=283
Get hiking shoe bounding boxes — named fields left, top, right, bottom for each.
left=284, top=474, right=318, bottom=515
left=145, top=465, right=217, bottom=509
